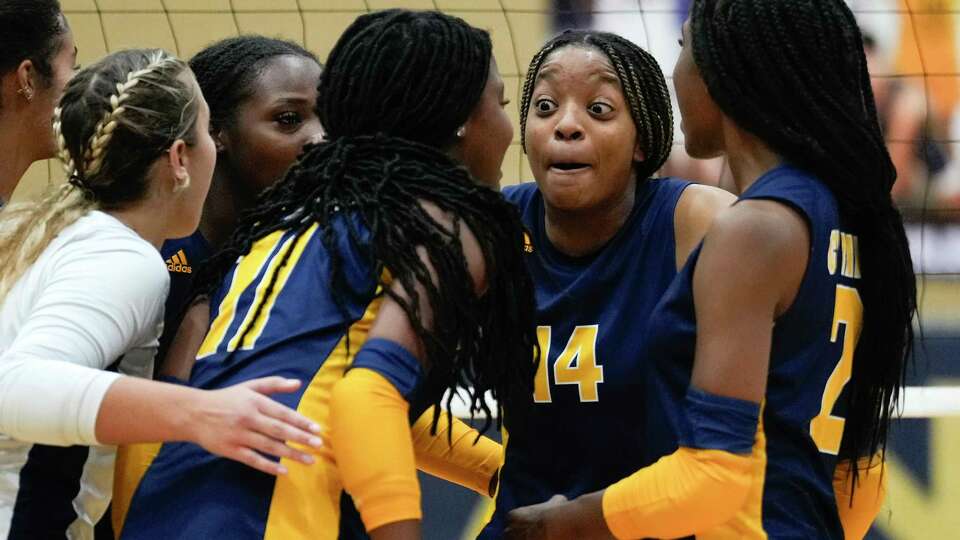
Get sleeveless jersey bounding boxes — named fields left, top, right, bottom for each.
left=123, top=214, right=383, bottom=539
left=644, top=165, right=860, bottom=538
left=481, top=178, right=691, bottom=538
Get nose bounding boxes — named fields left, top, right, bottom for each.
left=554, top=106, right=584, bottom=141
left=307, top=130, right=325, bottom=146
left=304, top=119, right=325, bottom=146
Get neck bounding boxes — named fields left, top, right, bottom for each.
left=197, top=168, right=251, bottom=250
left=721, top=119, right=783, bottom=195
left=543, top=177, right=636, bottom=258
left=0, top=115, right=39, bottom=202
left=107, top=201, right=171, bottom=250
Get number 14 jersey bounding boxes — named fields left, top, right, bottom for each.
left=481, top=177, right=691, bottom=538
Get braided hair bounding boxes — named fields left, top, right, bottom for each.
left=189, top=35, right=319, bottom=133
left=0, top=48, right=199, bottom=301
left=55, top=49, right=199, bottom=207
left=190, top=10, right=539, bottom=434
left=520, top=30, right=674, bottom=181
left=689, top=0, right=917, bottom=472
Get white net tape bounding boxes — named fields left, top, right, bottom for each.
left=448, top=386, right=960, bottom=419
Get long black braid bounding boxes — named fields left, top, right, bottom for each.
left=520, top=30, right=674, bottom=181
left=690, top=0, right=917, bottom=478
left=190, top=10, right=539, bottom=435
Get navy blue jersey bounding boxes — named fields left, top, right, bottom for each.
left=157, top=232, right=212, bottom=370
left=481, top=178, right=691, bottom=538
left=644, top=165, right=860, bottom=538
left=123, top=215, right=386, bottom=539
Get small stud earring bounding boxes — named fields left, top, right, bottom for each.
left=17, top=87, right=33, bottom=101
left=174, top=174, right=191, bottom=194
left=456, top=126, right=466, bottom=138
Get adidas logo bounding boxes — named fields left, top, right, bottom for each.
left=523, top=232, right=535, bottom=254
left=166, top=249, right=192, bottom=274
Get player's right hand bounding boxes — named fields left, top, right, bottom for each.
left=187, top=377, right=323, bottom=475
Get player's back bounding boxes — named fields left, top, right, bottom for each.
left=481, top=178, right=690, bottom=537
left=122, top=213, right=381, bottom=540
left=644, top=164, right=858, bottom=538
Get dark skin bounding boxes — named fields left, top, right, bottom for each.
left=334, top=59, right=513, bottom=540
left=504, top=28, right=806, bottom=540
left=159, top=55, right=321, bottom=381
left=523, top=46, right=732, bottom=268
left=198, top=54, right=323, bottom=249
left=163, top=57, right=514, bottom=540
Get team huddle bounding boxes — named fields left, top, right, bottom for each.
left=0, top=1, right=916, bottom=539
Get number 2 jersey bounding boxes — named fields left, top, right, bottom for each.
left=481, top=177, right=691, bottom=538
left=643, top=164, right=861, bottom=538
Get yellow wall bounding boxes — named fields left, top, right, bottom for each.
left=11, top=0, right=551, bottom=203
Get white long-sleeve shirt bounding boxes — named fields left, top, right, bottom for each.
left=0, top=210, right=168, bottom=539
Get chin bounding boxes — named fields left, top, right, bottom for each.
left=539, top=182, right=588, bottom=212
left=684, top=140, right=723, bottom=160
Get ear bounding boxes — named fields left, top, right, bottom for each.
left=213, top=128, right=227, bottom=153
left=633, top=144, right=646, bottom=163
left=166, top=139, right=191, bottom=192
left=16, top=59, right=37, bottom=97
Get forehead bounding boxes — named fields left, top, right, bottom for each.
left=248, top=54, right=321, bottom=95
left=536, top=45, right=619, bottom=86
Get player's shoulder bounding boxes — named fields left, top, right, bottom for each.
left=675, top=183, right=736, bottom=232
left=52, top=211, right=165, bottom=278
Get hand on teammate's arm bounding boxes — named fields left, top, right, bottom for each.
left=505, top=493, right=614, bottom=540
left=507, top=201, right=807, bottom=540
left=95, top=375, right=323, bottom=476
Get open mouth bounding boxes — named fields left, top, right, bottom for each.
left=549, top=162, right=591, bottom=172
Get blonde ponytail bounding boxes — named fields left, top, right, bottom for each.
left=0, top=185, right=95, bottom=300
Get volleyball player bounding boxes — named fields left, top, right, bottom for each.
left=505, top=1, right=910, bottom=537
left=478, top=29, right=735, bottom=538
left=122, top=11, right=538, bottom=539
left=0, top=48, right=320, bottom=539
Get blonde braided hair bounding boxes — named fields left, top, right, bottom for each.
left=52, top=106, right=75, bottom=179
left=0, top=48, right=199, bottom=304
left=76, top=51, right=180, bottom=178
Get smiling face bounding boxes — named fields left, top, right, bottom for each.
left=524, top=45, right=642, bottom=213
left=217, top=54, right=323, bottom=196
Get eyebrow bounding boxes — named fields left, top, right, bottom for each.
left=537, top=66, right=621, bottom=86
left=596, top=70, right=620, bottom=85
left=272, top=96, right=312, bottom=105
left=537, top=67, right=561, bottom=82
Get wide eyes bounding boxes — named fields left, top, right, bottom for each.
left=533, top=97, right=613, bottom=118
left=534, top=98, right=557, bottom=114
left=588, top=102, right=613, bottom=116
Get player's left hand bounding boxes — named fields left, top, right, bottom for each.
left=504, top=494, right=568, bottom=540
